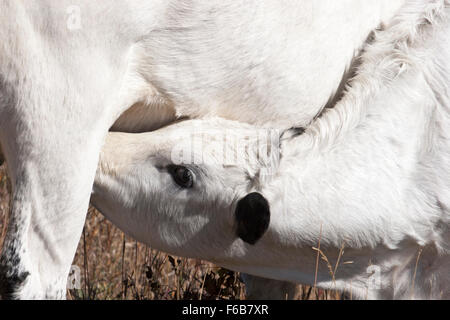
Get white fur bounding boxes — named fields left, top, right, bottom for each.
left=0, top=0, right=406, bottom=299
left=0, top=0, right=407, bottom=299
left=93, top=1, right=450, bottom=300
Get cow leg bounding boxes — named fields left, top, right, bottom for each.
left=241, top=274, right=301, bottom=300
left=0, top=112, right=114, bottom=299
left=0, top=27, right=147, bottom=299
left=0, top=53, right=152, bottom=298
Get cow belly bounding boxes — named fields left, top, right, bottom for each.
left=111, top=98, right=177, bottom=133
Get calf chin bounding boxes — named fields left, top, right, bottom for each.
left=235, top=193, right=270, bottom=245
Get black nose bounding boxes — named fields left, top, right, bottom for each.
left=235, top=192, right=270, bottom=245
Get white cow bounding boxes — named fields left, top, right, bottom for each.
left=0, top=0, right=421, bottom=299
left=92, top=1, right=450, bottom=300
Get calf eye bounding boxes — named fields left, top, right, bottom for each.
left=167, top=165, right=194, bottom=188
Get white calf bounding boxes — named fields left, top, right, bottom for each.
left=0, top=0, right=406, bottom=299
left=92, top=1, right=450, bottom=299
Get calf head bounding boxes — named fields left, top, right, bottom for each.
left=92, top=118, right=282, bottom=262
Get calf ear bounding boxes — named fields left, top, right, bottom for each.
left=235, top=192, right=270, bottom=245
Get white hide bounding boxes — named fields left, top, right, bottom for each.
left=93, top=1, right=450, bottom=299
left=0, top=0, right=405, bottom=299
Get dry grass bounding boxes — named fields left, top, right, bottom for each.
left=0, top=163, right=340, bottom=300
